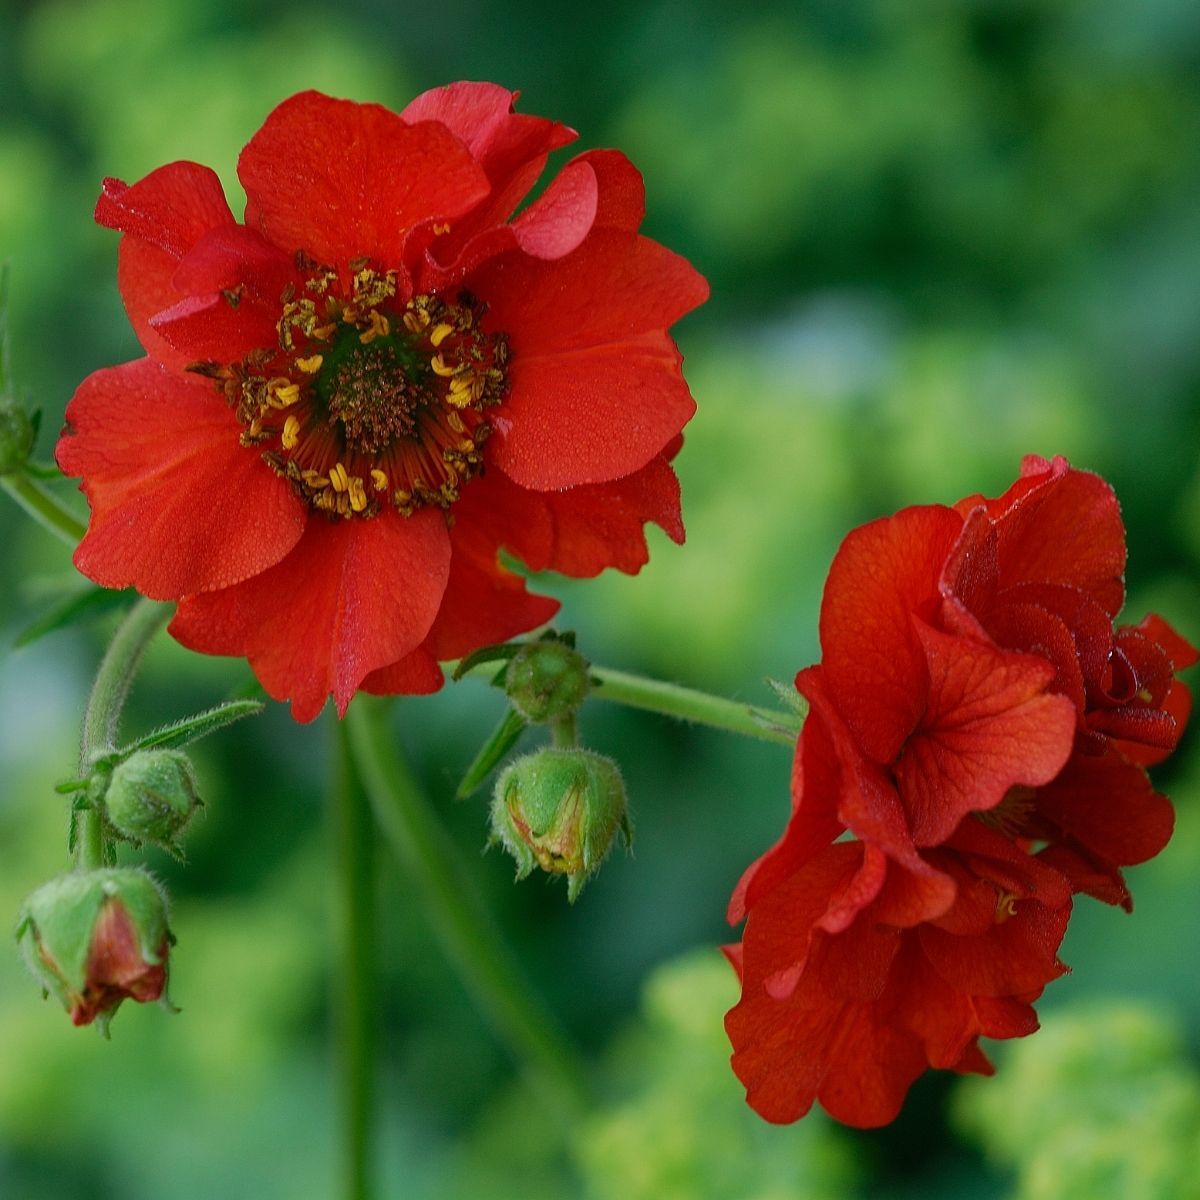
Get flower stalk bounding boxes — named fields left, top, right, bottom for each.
left=345, top=698, right=589, bottom=1116
left=76, top=598, right=170, bottom=868
left=0, top=471, right=86, bottom=548
left=331, top=718, right=379, bottom=1200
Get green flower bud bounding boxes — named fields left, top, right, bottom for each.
left=104, top=748, right=201, bottom=851
left=0, top=393, right=34, bottom=475
left=491, top=749, right=630, bottom=902
left=505, top=638, right=591, bottom=724
left=16, top=868, right=172, bottom=1033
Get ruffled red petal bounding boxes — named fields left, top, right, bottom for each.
left=361, top=647, right=445, bottom=697
left=57, top=359, right=305, bottom=598
left=423, top=509, right=560, bottom=662
left=896, top=622, right=1076, bottom=845
left=728, top=701, right=844, bottom=923
left=819, top=504, right=964, bottom=763
left=98, top=164, right=236, bottom=370
left=238, top=91, right=490, bottom=267
left=1035, top=748, right=1175, bottom=871
left=401, top=81, right=576, bottom=249
left=169, top=509, right=451, bottom=722
left=991, top=462, right=1126, bottom=617
left=474, top=229, right=708, bottom=358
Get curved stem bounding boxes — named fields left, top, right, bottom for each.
left=346, top=698, right=589, bottom=1116
left=331, top=718, right=378, bottom=1200
left=2, top=471, right=86, bottom=547
left=75, top=598, right=170, bottom=868
left=588, top=666, right=800, bottom=747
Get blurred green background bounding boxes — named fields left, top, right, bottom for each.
left=2, top=0, right=1200, bottom=1195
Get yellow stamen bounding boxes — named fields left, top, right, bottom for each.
left=281, top=415, right=300, bottom=450
left=329, top=462, right=349, bottom=493
left=348, top=476, right=368, bottom=513
left=295, top=354, right=324, bottom=373
left=370, top=469, right=389, bottom=492
left=429, top=322, right=454, bottom=347
left=312, top=322, right=337, bottom=341
left=359, top=309, right=391, bottom=344
left=432, top=222, right=451, bottom=235
left=270, top=381, right=301, bottom=408
left=430, top=354, right=457, bottom=377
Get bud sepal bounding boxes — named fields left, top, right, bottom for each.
left=491, top=749, right=631, bottom=902
left=104, top=748, right=202, bottom=855
left=16, top=868, right=173, bottom=1033
left=503, top=634, right=591, bottom=726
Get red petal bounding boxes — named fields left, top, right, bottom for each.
left=992, top=464, right=1127, bottom=617
left=361, top=646, right=445, bottom=697
left=472, top=229, right=708, bottom=358
left=800, top=670, right=958, bottom=923
left=95, top=164, right=233, bottom=255
left=490, top=332, right=697, bottom=488
left=580, top=149, right=646, bottom=232
left=149, top=292, right=281, bottom=363
left=423, top=514, right=560, bottom=662
left=238, top=91, right=490, bottom=267
left=919, top=895, right=1070, bottom=997
left=820, top=504, right=964, bottom=762
left=401, top=81, right=575, bottom=242
left=728, top=700, right=844, bottom=924
left=169, top=509, right=450, bottom=722
left=510, top=156, right=598, bottom=259
left=99, top=165, right=236, bottom=371
left=171, top=224, right=296, bottom=302
left=1035, top=748, right=1174, bottom=868
left=117, top=237, right=196, bottom=371
left=494, top=455, right=684, bottom=578
left=1135, top=612, right=1199, bottom=670
left=895, top=622, right=1076, bottom=846
left=56, top=359, right=305, bottom=598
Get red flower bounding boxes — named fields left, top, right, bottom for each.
left=57, top=86, right=708, bottom=720
left=727, top=456, right=1194, bottom=1127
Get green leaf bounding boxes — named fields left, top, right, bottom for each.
left=451, top=641, right=522, bottom=681
left=14, top=585, right=135, bottom=649
left=456, top=707, right=528, bottom=800
left=107, top=700, right=265, bottom=760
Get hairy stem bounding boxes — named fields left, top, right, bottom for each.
left=331, top=718, right=378, bottom=1200
left=587, top=666, right=800, bottom=746
left=1, top=472, right=86, bottom=547
left=75, top=598, right=170, bottom=868
left=346, top=698, right=589, bottom=1115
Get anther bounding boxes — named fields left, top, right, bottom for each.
left=281, top=415, right=300, bottom=450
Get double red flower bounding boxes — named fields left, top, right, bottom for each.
left=57, top=86, right=708, bottom=720
left=726, top=456, right=1195, bottom=1127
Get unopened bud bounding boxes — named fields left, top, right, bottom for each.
left=104, top=749, right=201, bottom=852
left=0, top=394, right=34, bottom=475
left=505, top=638, right=590, bottom=724
left=492, top=749, right=630, bottom=901
left=16, top=868, right=172, bottom=1032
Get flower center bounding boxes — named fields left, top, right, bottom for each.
left=193, top=259, right=509, bottom=520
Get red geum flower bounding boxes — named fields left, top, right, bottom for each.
left=57, top=86, right=708, bottom=721
left=726, top=456, right=1194, bottom=1126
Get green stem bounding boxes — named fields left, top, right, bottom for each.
left=331, top=718, right=378, bottom=1200
left=1, top=471, right=86, bottom=547
left=345, top=699, right=589, bottom=1115
left=75, top=598, right=170, bottom=868
left=588, top=666, right=799, bottom=747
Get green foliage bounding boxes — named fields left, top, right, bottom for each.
left=956, top=1003, right=1200, bottom=1200
left=573, top=952, right=859, bottom=1200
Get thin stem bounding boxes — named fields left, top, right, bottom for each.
left=75, top=598, right=170, bottom=868
left=588, top=666, right=799, bottom=746
left=2, top=471, right=86, bottom=547
left=331, top=717, right=378, bottom=1200
left=345, top=698, right=589, bottom=1116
